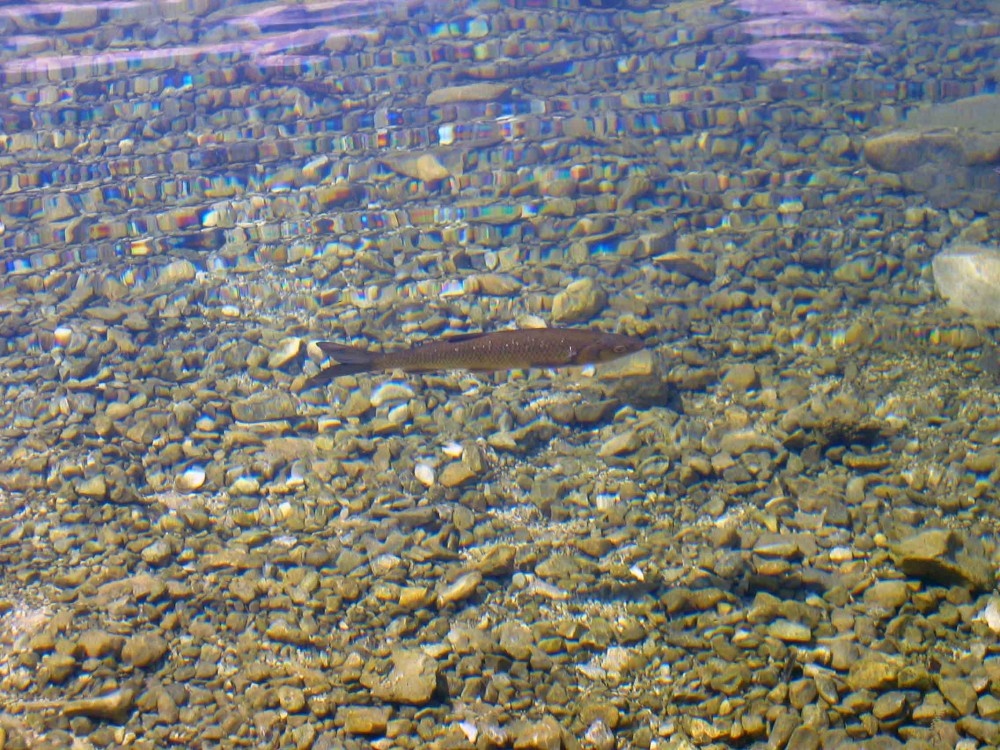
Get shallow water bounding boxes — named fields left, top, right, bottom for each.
left=1, top=0, right=1000, bottom=747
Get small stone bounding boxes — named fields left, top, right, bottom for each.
left=141, top=539, right=172, bottom=566
left=979, top=694, right=1000, bottom=720
left=513, top=715, right=562, bottom=750
left=372, top=649, right=438, bottom=705
left=437, top=571, right=482, bottom=607
left=958, top=716, right=1000, bottom=745
left=438, top=462, right=476, bottom=488
left=847, top=655, right=902, bottom=690
left=473, top=273, right=522, bottom=296
left=339, top=705, right=391, bottom=734
left=551, top=278, right=607, bottom=323
left=370, top=381, right=416, bottom=408
left=719, top=429, right=778, bottom=455
left=766, top=619, right=812, bottom=643
left=872, top=691, right=907, bottom=719
left=230, top=477, right=260, bottom=495
left=965, top=448, right=1000, bottom=473
left=267, top=337, right=301, bottom=369
left=477, top=545, right=517, bottom=576
left=158, top=259, right=197, bottom=285
left=939, top=677, right=978, bottom=715
left=721, top=363, right=759, bottom=392
left=380, top=152, right=450, bottom=182
left=398, top=586, right=431, bottom=609
left=413, top=463, right=435, bottom=487
left=77, top=630, right=120, bottom=659
left=62, top=687, right=136, bottom=721
left=863, top=580, right=909, bottom=613
left=78, top=475, right=107, bottom=499
left=174, top=467, right=206, bottom=492
left=231, top=390, right=298, bottom=422
left=426, top=82, right=510, bottom=106
left=598, top=430, right=640, bottom=458
left=932, top=243, right=1000, bottom=324
left=276, top=685, right=307, bottom=713
left=498, top=621, right=534, bottom=660
left=122, top=633, right=169, bottom=668
left=39, top=653, right=76, bottom=684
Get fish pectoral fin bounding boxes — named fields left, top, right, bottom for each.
left=314, top=341, right=374, bottom=365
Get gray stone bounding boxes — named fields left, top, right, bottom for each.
left=892, top=529, right=994, bottom=592
left=372, top=649, right=438, bottom=705
left=122, top=633, right=169, bottom=668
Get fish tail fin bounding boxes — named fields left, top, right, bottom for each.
left=303, top=342, right=379, bottom=388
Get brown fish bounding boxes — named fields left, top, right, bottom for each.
left=304, top=327, right=644, bottom=387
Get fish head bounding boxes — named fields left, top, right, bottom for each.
left=578, top=332, right=646, bottom=363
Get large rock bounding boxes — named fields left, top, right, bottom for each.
left=891, top=528, right=993, bottom=593
left=931, top=243, right=1000, bottom=323
left=863, top=94, right=1000, bottom=212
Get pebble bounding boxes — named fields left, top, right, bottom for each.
left=847, top=655, right=903, bottom=691
left=338, top=706, right=391, bottom=735
left=437, top=570, right=482, bottom=607
left=174, top=466, right=206, bottom=491
left=551, top=278, right=607, bottom=323
left=77, top=475, right=107, bottom=498
left=598, top=430, right=640, bottom=457
left=438, top=462, right=476, bottom=488
left=413, top=462, right=435, bottom=487
left=426, top=82, right=510, bottom=105
left=140, top=539, right=172, bottom=566
left=370, top=381, right=415, bottom=408
left=231, top=390, right=299, bottom=422
left=939, top=677, right=978, bottom=715
left=380, top=152, right=450, bottom=182
left=721, top=363, right=759, bottom=392
left=122, top=633, right=169, bottom=668
left=372, top=649, right=438, bottom=705
left=512, top=715, right=562, bottom=750
left=77, top=630, right=120, bottom=659
left=267, top=337, right=301, bottom=369
left=766, top=619, right=812, bottom=643
left=62, top=687, right=136, bottom=721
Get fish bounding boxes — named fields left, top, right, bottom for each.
left=303, top=327, right=645, bottom=388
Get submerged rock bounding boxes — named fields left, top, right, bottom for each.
left=863, top=94, right=1000, bottom=211
left=931, top=243, right=1000, bottom=324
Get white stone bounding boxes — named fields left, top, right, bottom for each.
left=932, top=243, right=1000, bottom=323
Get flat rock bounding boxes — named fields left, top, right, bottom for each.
left=338, top=705, right=391, bottom=734
left=122, top=632, right=169, bottom=668
left=62, top=687, right=136, bottom=721
left=513, top=715, right=562, bottom=750
left=380, top=152, right=451, bottom=182
left=863, top=94, right=1000, bottom=211
left=891, top=528, right=994, bottom=592
left=426, top=83, right=510, bottom=106
left=372, top=649, right=439, bottom=705
left=847, top=654, right=904, bottom=690
left=932, top=243, right=1000, bottom=324
left=231, top=390, right=298, bottom=422
left=551, top=278, right=607, bottom=323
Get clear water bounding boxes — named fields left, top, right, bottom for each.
left=1, top=0, right=1000, bottom=746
